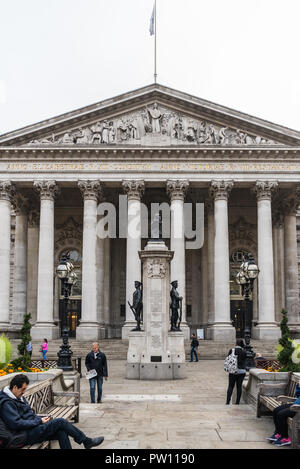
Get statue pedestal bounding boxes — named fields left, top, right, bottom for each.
left=125, top=240, right=186, bottom=380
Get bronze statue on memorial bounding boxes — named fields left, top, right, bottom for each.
left=128, top=281, right=143, bottom=331
left=170, top=280, right=183, bottom=331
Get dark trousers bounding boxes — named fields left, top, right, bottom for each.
left=26, top=418, right=87, bottom=450
left=273, top=404, right=296, bottom=438
left=89, top=375, right=103, bottom=403
left=226, top=373, right=246, bottom=404
left=190, top=347, right=198, bottom=361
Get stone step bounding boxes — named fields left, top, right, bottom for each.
left=10, top=338, right=278, bottom=360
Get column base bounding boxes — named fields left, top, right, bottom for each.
left=31, top=323, right=60, bottom=340
left=76, top=322, right=100, bottom=341
left=209, top=323, right=236, bottom=342
left=252, top=323, right=281, bottom=340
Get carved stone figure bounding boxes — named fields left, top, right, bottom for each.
left=74, top=127, right=90, bottom=144
left=101, top=120, right=110, bottom=144
left=61, top=133, right=74, bottom=144
left=91, top=122, right=102, bottom=143
left=219, top=127, right=229, bottom=145
left=170, top=280, right=183, bottom=331
left=28, top=104, right=280, bottom=146
left=185, top=120, right=197, bottom=142
left=147, top=103, right=162, bottom=133
left=108, top=121, right=116, bottom=143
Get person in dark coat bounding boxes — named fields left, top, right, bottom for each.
left=189, top=334, right=199, bottom=362
left=0, top=374, right=104, bottom=449
left=85, top=342, right=108, bottom=404
left=225, top=338, right=247, bottom=405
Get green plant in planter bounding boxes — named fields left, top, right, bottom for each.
left=0, top=334, right=13, bottom=368
left=276, top=308, right=300, bottom=372
left=12, top=313, right=32, bottom=371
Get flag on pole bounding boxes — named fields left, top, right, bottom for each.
left=149, top=4, right=155, bottom=36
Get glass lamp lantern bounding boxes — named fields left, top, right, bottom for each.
left=236, top=271, right=247, bottom=285
left=56, top=262, right=69, bottom=279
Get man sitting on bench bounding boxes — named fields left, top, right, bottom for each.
left=0, top=374, right=104, bottom=450
left=267, top=378, right=300, bottom=447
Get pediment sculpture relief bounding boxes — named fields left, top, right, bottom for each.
left=29, top=103, right=278, bottom=146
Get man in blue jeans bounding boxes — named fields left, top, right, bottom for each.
left=85, top=342, right=108, bottom=404
left=0, top=374, right=104, bottom=449
left=189, top=334, right=199, bottom=362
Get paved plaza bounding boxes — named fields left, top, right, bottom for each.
left=58, top=360, right=280, bottom=450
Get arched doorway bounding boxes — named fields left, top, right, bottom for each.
left=59, top=249, right=82, bottom=337
left=230, top=249, right=254, bottom=338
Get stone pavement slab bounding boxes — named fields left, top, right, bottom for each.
left=59, top=360, right=280, bottom=449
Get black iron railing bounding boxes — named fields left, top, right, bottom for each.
left=30, top=357, right=82, bottom=377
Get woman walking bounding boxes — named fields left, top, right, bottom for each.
left=225, top=338, right=247, bottom=405
left=42, top=338, right=48, bottom=361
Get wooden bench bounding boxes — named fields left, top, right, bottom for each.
left=21, top=378, right=79, bottom=449
left=257, top=372, right=300, bottom=449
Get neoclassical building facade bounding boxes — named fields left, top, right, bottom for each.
left=0, top=84, right=300, bottom=342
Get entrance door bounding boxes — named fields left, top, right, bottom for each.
left=59, top=299, right=81, bottom=338
left=230, top=300, right=253, bottom=339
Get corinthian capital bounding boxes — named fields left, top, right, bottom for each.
left=0, top=181, right=16, bottom=202
left=252, top=180, right=278, bottom=201
left=166, top=179, right=189, bottom=201
left=209, top=180, right=234, bottom=201
left=78, top=179, right=103, bottom=202
left=33, top=180, right=60, bottom=201
left=122, top=179, right=145, bottom=200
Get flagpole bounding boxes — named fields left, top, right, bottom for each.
left=154, top=0, right=157, bottom=83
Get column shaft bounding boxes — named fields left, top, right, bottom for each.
left=31, top=180, right=60, bottom=340
left=209, top=180, right=235, bottom=341
left=0, top=182, right=15, bottom=327
left=77, top=180, right=103, bottom=341
left=166, top=179, right=190, bottom=339
left=122, top=180, right=144, bottom=339
left=12, top=213, right=28, bottom=325
left=252, top=181, right=280, bottom=340
left=284, top=213, right=299, bottom=324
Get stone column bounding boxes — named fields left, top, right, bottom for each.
left=27, top=209, right=40, bottom=323
left=122, top=179, right=145, bottom=339
left=272, top=208, right=285, bottom=323
left=166, top=179, right=190, bottom=340
left=103, top=237, right=111, bottom=336
left=96, top=220, right=105, bottom=338
left=0, top=181, right=15, bottom=328
left=77, top=180, right=103, bottom=341
left=209, top=180, right=236, bottom=341
left=31, top=180, right=60, bottom=340
left=12, top=194, right=29, bottom=326
left=252, top=181, right=280, bottom=340
left=282, top=188, right=300, bottom=330
left=205, top=197, right=215, bottom=339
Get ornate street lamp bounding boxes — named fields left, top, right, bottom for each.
left=236, top=253, right=260, bottom=370
left=56, top=252, right=77, bottom=371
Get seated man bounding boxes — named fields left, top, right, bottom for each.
left=267, top=378, right=300, bottom=446
left=0, top=374, right=104, bottom=450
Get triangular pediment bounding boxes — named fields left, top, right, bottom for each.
left=1, top=84, right=300, bottom=147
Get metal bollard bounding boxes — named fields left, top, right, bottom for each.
left=77, top=357, right=82, bottom=378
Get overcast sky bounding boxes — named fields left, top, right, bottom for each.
left=0, top=0, right=299, bottom=135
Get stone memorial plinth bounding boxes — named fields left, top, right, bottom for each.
left=126, top=240, right=186, bottom=380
